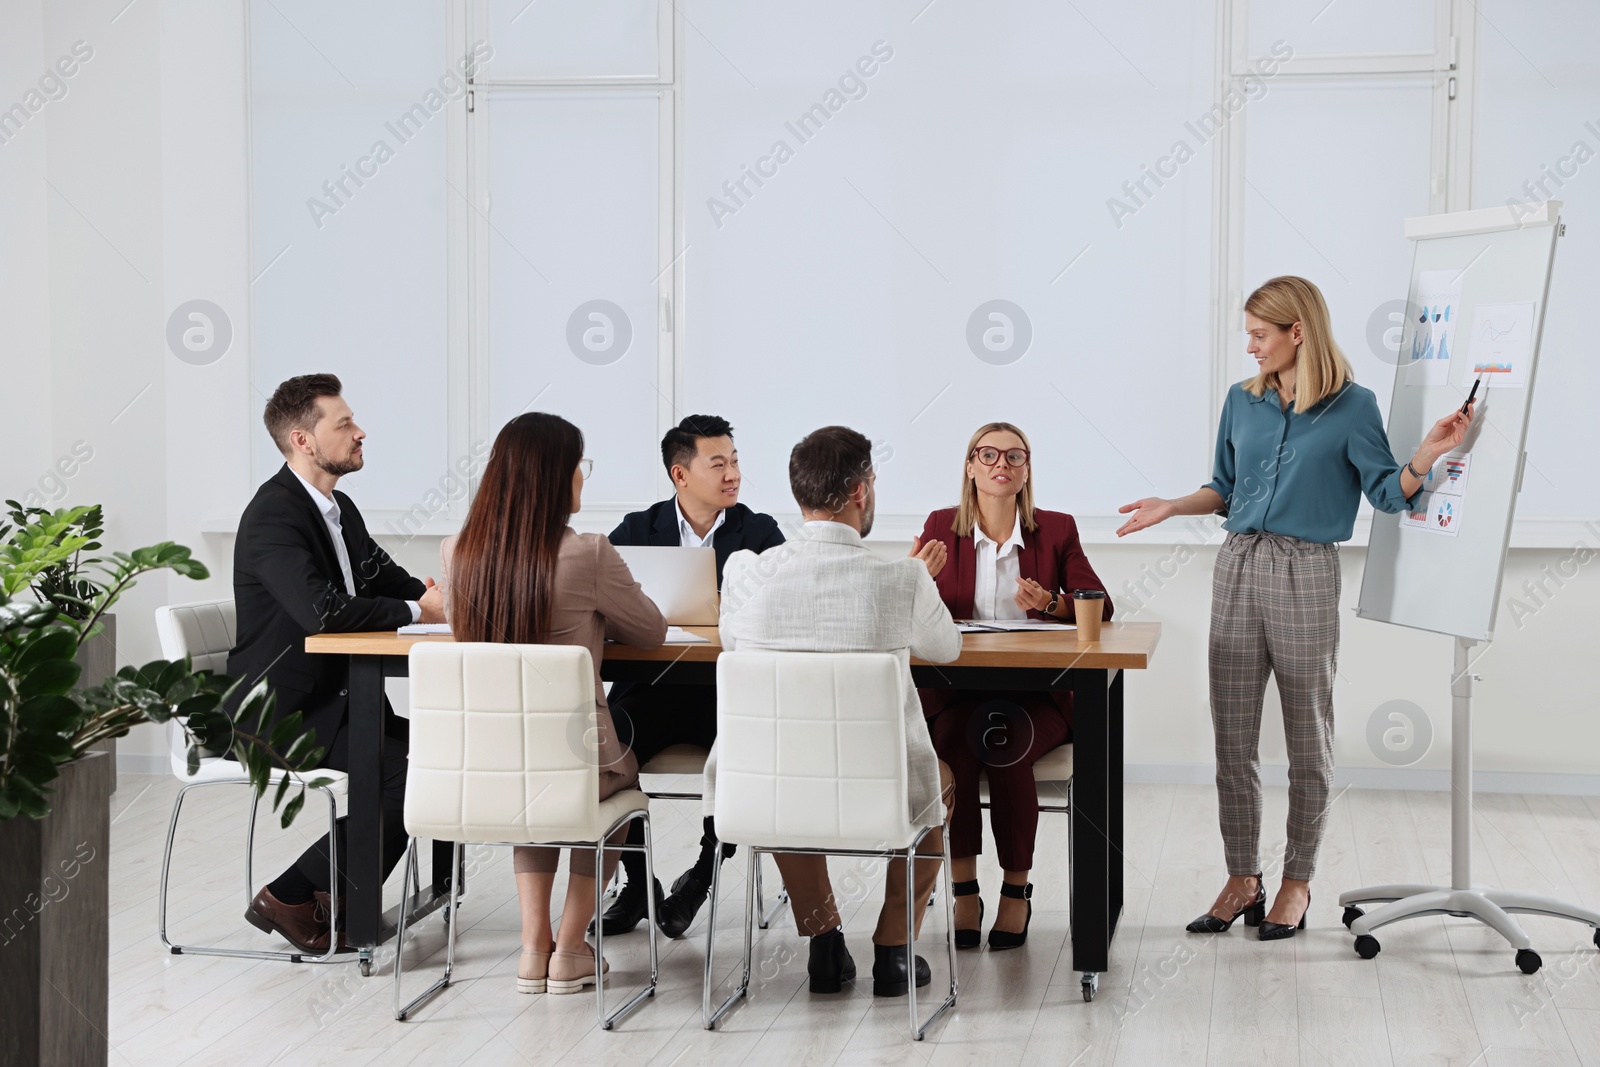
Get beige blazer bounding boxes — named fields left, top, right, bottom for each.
left=708, top=521, right=963, bottom=826
left=439, top=529, right=667, bottom=796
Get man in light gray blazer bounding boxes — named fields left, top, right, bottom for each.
left=707, top=425, right=960, bottom=998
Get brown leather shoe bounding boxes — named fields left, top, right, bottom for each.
left=313, top=890, right=355, bottom=952
left=246, top=887, right=331, bottom=955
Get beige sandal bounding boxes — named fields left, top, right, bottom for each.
left=517, top=942, right=556, bottom=994
left=546, top=949, right=610, bottom=995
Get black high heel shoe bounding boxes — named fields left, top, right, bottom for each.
left=1186, top=875, right=1265, bottom=933
left=1258, top=891, right=1310, bottom=941
left=986, top=882, right=1032, bottom=950
left=952, top=880, right=984, bottom=949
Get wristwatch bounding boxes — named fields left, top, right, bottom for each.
left=1045, top=594, right=1060, bottom=617
left=1405, top=459, right=1430, bottom=480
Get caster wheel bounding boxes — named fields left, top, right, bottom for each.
left=1342, top=906, right=1364, bottom=930
left=1354, top=935, right=1381, bottom=960
left=1081, top=973, right=1098, bottom=1002
left=1516, top=949, right=1542, bottom=975
left=360, top=958, right=373, bottom=977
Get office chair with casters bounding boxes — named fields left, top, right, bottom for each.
left=394, top=641, right=660, bottom=1029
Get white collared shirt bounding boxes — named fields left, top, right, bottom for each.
left=678, top=499, right=726, bottom=548
left=972, top=513, right=1027, bottom=621
left=290, top=467, right=420, bottom=622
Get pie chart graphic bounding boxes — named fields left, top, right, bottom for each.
left=1435, top=500, right=1455, bottom=529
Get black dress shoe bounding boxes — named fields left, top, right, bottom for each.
left=952, top=879, right=984, bottom=950
left=987, top=882, right=1034, bottom=950
left=872, top=943, right=932, bottom=997
left=1186, top=875, right=1265, bottom=934
left=588, top=876, right=663, bottom=937
left=1258, top=891, right=1310, bottom=941
left=656, top=865, right=712, bottom=940
left=807, top=928, right=857, bottom=993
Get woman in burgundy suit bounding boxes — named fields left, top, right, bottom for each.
left=916, top=422, right=1113, bottom=950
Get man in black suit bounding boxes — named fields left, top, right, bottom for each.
left=598, top=415, right=785, bottom=939
left=230, top=373, right=444, bottom=954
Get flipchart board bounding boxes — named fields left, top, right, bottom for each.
left=1357, top=202, right=1563, bottom=640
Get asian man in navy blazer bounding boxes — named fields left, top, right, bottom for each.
left=597, top=415, right=784, bottom=939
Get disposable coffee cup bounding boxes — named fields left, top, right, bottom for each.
left=1072, top=589, right=1107, bottom=641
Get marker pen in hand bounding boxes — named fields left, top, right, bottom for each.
left=1460, top=377, right=1481, bottom=416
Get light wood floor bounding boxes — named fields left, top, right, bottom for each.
left=105, top=772, right=1600, bottom=1066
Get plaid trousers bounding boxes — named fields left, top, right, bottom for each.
left=1208, top=530, right=1341, bottom=882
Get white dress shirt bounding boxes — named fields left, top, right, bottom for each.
left=972, top=512, right=1027, bottom=621
left=291, top=467, right=420, bottom=623
left=677, top=499, right=726, bottom=548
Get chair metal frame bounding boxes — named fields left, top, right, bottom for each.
left=634, top=747, right=791, bottom=931
left=157, top=774, right=347, bottom=964
left=393, top=806, right=661, bottom=1030
left=701, top=823, right=959, bottom=1042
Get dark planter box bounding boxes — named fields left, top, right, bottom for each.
left=0, top=752, right=111, bottom=1067
left=74, top=614, right=117, bottom=796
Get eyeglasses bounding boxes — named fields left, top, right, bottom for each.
left=578, top=458, right=594, bottom=480
left=971, top=446, right=1030, bottom=468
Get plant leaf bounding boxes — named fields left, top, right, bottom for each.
left=20, top=658, right=81, bottom=698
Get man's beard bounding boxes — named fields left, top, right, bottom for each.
left=859, top=497, right=875, bottom=539
left=313, top=443, right=362, bottom=478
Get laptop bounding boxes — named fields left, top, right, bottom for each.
left=612, top=545, right=719, bottom=626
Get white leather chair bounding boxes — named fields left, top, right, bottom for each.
left=980, top=743, right=1073, bottom=813
left=637, top=742, right=788, bottom=929
left=395, top=642, right=660, bottom=1029
left=702, top=651, right=958, bottom=1041
left=978, top=743, right=1073, bottom=915
left=153, top=599, right=348, bottom=964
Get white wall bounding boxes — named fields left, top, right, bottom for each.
left=0, top=2, right=56, bottom=508
left=2, top=0, right=1597, bottom=790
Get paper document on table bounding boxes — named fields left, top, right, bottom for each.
left=664, top=627, right=710, bottom=643
left=957, top=620, right=1075, bottom=633
left=397, top=623, right=452, bottom=635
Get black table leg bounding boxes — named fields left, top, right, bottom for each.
left=1071, top=668, right=1114, bottom=981
left=346, top=655, right=385, bottom=953
left=431, top=840, right=454, bottom=897
left=1108, top=669, right=1125, bottom=933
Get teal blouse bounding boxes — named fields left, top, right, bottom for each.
left=1203, top=381, right=1423, bottom=544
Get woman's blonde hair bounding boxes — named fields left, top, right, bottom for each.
left=1242, top=275, right=1353, bottom=413
left=953, top=422, right=1036, bottom=538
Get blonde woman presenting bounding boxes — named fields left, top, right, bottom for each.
left=1117, top=276, right=1473, bottom=940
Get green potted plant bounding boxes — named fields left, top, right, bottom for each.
left=0, top=504, right=324, bottom=1067
left=3, top=501, right=118, bottom=790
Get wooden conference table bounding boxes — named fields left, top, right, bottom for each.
left=306, top=622, right=1160, bottom=997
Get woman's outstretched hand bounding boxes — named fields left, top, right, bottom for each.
left=1419, top=398, right=1475, bottom=465
left=1116, top=497, right=1175, bottom=537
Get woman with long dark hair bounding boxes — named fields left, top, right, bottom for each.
left=442, top=412, right=666, bottom=994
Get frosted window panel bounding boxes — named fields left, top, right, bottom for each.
left=484, top=91, right=662, bottom=507
left=1249, top=0, right=1434, bottom=57
left=1470, top=0, right=1600, bottom=520
left=485, top=0, right=661, bottom=80
left=249, top=0, right=450, bottom=512
left=682, top=0, right=1215, bottom=519
left=1241, top=80, right=1435, bottom=402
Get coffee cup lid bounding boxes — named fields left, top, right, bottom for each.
left=1072, top=589, right=1107, bottom=599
